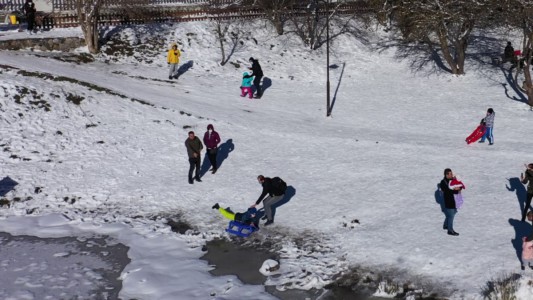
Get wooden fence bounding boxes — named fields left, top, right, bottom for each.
left=34, top=3, right=375, bottom=29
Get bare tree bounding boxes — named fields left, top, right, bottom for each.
left=286, top=0, right=355, bottom=50
left=255, top=0, right=295, bottom=35
left=391, top=0, right=490, bottom=75
left=74, top=0, right=104, bottom=54
left=206, top=0, right=245, bottom=65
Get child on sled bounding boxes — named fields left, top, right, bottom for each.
left=212, top=203, right=260, bottom=228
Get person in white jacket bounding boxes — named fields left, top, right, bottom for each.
left=479, top=108, right=495, bottom=145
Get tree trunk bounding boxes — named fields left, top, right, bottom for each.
left=437, top=28, right=460, bottom=75
left=83, top=20, right=99, bottom=54
left=216, top=23, right=226, bottom=66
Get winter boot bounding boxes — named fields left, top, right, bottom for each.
left=212, top=203, right=220, bottom=210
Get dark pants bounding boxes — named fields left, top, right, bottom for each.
left=253, top=75, right=263, bottom=96
left=27, top=17, right=35, bottom=31
left=522, top=193, right=533, bottom=221
left=188, top=157, right=200, bottom=180
left=207, top=148, right=218, bottom=170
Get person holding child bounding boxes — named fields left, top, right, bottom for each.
left=440, top=168, right=463, bottom=236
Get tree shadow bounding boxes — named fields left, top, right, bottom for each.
left=329, top=62, right=346, bottom=115
left=270, top=186, right=296, bottom=220
left=509, top=218, right=532, bottom=266
left=507, top=177, right=528, bottom=218
left=176, top=60, right=194, bottom=79
left=0, top=176, right=18, bottom=197
left=500, top=67, right=528, bottom=103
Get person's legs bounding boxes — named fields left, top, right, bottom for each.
left=263, top=194, right=284, bottom=221
left=253, top=76, right=262, bottom=96
left=246, top=87, right=253, bottom=98
left=194, top=156, right=201, bottom=180
left=486, top=127, right=494, bottom=144
left=211, top=148, right=218, bottom=171
left=218, top=207, right=236, bottom=221
left=240, top=87, right=246, bottom=97
left=522, top=193, right=533, bottom=221
left=169, top=63, right=178, bottom=78
left=444, top=208, right=456, bottom=232
left=188, top=158, right=195, bottom=183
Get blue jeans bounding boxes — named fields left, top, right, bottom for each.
left=443, top=208, right=457, bottom=232
left=480, top=127, right=493, bottom=143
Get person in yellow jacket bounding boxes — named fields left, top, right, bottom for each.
left=167, top=43, right=181, bottom=80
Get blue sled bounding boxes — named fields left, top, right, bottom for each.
left=225, top=220, right=258, bottom=237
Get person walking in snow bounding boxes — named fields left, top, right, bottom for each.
left=240, top=72, right=254, bottom=99
left=440, top=168, right=462, bottom=236
left=203, top=124, right=221, bottom=174
left=185, top=131, right=203, bottom=184
left=521, top=163, right=533, bottom=222
left=479, top=108, right=495, bottom=145
left=247, top=57, right=264, bottom=98
left=167, top=43, right=181, bottom=80
left=522, top=236, right=533, bottom=270
left=251, top=175, right=287, bottom=226
left=503, top=41, right=517, bottom=66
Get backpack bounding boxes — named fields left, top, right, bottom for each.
left=271, top=177, right=287, bottom=196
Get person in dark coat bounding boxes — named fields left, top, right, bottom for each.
left=203, top=124, right=221, bottom=174
left=521, top=163, right=533, bottom=222
left=440, top=168, right=462, bottom=236
left=246, top=57, right=264, bottom=98
left=251, top=175, right=286, bottom=226
left=185, top=131, right=203, bottom=184
left=23, top=0, right=36, bottom=34
left=503, top=41, right=517, bottom=66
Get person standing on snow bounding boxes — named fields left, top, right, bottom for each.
left=167, top=43, right=181, bottom=80
left=203, top=124, right=221, bottom=174
left=521, top=163, right=533, bottom=222
left=185, top=131, right=203, bottom=184
left=246, top=57, right=263, bottom=98
left=240, top=71, right=254, bottom=99
left=252, top=175, right=287, bottom=226
left=479, top=108, right=495, bottom=145
left=440, top=168, right=462, bottom=236
left=22, top=0, right=36, bottom=34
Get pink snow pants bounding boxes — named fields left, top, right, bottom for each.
left=241, top=87, right=253, bottom=99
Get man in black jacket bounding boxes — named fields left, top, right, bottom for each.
left=185, top=131, right=203, bottom=184
left=440, top=168, right=461, bottom=236
left=247, top=57, right=264, bottom=98
left=521, top=163, right=533, bottom=222
left=252, top=175, right=285, bottom=226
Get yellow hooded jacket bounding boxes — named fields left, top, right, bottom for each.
left=167, top=44, right=181, bottom=64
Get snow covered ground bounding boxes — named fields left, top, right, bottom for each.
left=1, top=20, right=533, bottom=299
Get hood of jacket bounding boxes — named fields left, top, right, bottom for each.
left=207, top=124, right=214, bottom=131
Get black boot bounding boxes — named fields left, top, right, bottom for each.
left=188, top=178, right=194, bottom=184
left=195, top=176, right=202, bottom=182
left=447, top=231, right=459, bottom=236
left=212, top=203, right=220, bottom=210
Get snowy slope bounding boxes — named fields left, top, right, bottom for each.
left=1, top=20, right=533, bottom=299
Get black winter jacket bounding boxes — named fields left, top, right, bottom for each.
left=250, top=59, right=263, bottom=77
left=440, top=178, right=458, bottom=209
left=255, top=178, right=274, bottom=205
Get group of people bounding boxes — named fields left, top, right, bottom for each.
left=184, top=125, right=286, bottom=227
left=166, top=44, right=265, bottom=98
left=184, top=124, right=221, bottom=184
left=442, top=108, right=497, bottom=236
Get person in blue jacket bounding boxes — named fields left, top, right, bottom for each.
left=240, top=72, right=254, bottom=99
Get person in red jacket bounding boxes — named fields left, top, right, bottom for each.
left=203, top=124, right=221, bottom=174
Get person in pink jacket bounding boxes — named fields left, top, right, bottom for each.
left=522, top=236, right=533, bottom=270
